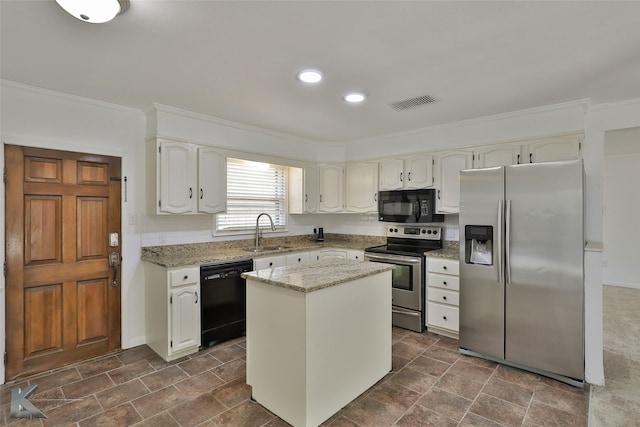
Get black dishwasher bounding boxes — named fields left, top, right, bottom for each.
left=200, top=259, right=253, bottom=348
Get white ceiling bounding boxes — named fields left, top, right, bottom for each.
left=1, top=1, right=639, bottom=143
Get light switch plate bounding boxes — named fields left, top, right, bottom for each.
left=109, top=232, right=119, bottom=247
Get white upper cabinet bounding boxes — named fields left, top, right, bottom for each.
left=149, top=139, right=227, bottom=215
left=379, top=155, right=433, bottom=190
left=523, top=135, right=582, bottom=163
left=197, top=146, right=227, bottom=214
left=345, top=162, right=378, bottom=213
left=158, top=141, right=197, bottom=214
left=434, top=150, right=473, bottom=214
left=473, top=144, right=522, bottom=168
left=289, top=165, right=318, bottom=214
left=318, top=164, right=344, bottom=213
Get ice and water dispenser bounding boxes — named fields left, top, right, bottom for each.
left=465, top=225, right=493, bottom=265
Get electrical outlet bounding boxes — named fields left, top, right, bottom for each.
left=128, top=213, right=137, bottom=225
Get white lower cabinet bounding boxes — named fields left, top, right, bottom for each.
left=426, top=258, right=460, bottom=339
left=145, top=264, right=201, bottom=361
left=254, top=256, right=286, bottom=270
left=285, top=252, right=310, bottom=266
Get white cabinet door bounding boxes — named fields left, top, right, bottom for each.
left=405, top=155, right=434, bottom=188
left=379, top=156, right=433, bottom=190
left=159, top=141, right=197, bottom=214
left=318, top=165, right=344, bottom=212
left=285, top=252, right=310, bottom=266
left=345, top=162, right=378, bottom=213
left=474, top=144, right=522, bottom=168
left=524, top=136, right=582, bottom=163
left=197, top=146, right=226, bottom=213
left=435, top=151, right=473, bottom=214
left=254, top=256, right=285, bottom=270
left=170, top=285, right=200, bottom=354
left=313, top=249, right=348, bottom=261
left=379, top=158, right=404, bottom=190
left=304, top=166, right=318, bottom=213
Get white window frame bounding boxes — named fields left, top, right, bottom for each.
left=215, top=158, right=288, bottom=235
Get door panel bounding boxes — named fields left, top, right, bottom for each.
left=5, top=145, right=122, bottom=381
left=24, top=196, right=62, bottom=265
left=24, top=284, right=63, bottom=357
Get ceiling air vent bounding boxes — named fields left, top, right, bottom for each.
left=389, top=94, right=438, bottom=111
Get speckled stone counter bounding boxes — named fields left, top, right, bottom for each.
left=426, top=241, right=460, bottom=260
left=141, top=234, right=386, bottom=268
left=241, top=258, right=394, bottom=293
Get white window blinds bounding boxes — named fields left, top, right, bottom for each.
left=216, top=158, right=288, bottom=231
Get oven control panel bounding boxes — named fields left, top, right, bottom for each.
left=386, top=225, right=441, bottom=240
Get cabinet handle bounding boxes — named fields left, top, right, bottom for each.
left=517, top=154, right=521, bottom=164
left=437, top=190, right=441, bottom=200
left=305, top=194, right=308, bottom=202
left=189, top=188, right=193, bottom=199
left=319, top=195, right=323, bottom=202
left=200, top=189, right=203, bottom=199
left=374, top=193, right=377, bottom=202
left=195, top=291, right=198, bottom=304
left=408, top=172, right=411, bottom=182
left=529, top=153, right=533, bottom=163
left=400, top=172, right=403, bottom=182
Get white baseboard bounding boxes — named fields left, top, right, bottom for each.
left=604, top=282, right=640, bottom=290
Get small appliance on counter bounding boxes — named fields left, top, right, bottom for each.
left=316, top=227, right=325, bottom=241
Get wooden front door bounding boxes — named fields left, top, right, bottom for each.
left=5, top=145, right=121, bottom=381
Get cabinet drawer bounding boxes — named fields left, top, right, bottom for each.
left=169, top=267, right=199, bottom=287
left=428, top=288, right=459, bottom=306
left=427, top=303, right=459, bottom=332
left=428, top=273, right=459, bottom=291
left=428, top=258, right=459, bottom=275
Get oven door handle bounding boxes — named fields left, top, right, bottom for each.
left=364, top=253, right=422, bottom=264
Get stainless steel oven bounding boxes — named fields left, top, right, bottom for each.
left=365, top=225, right=442, bottom=332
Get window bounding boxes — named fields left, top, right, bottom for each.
left=216, top=158, right=288, bottom=232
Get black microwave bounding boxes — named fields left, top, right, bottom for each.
left=378, top=189, right=444, bottom=223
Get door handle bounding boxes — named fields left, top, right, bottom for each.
left=505, top=200, right=512, bottom=285
left=109, top=252, right=120, bottom=286
left=497, top=199, right=504, bottom=284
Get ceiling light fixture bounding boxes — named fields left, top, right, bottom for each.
left=344, top=92, right=366, bottom=103
left=55, top=0, right=129, bottom=24
left=297, top=69, right=323, bottom=84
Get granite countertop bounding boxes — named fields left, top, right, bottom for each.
left=141, top=234, right=386, bottom=268
left=241, top=258, right=394, bottom=293
left=426, top=242, right=460, bottom=261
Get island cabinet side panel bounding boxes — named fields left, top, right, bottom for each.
left=144, top=263, right=170, bottom=360
left=306, top=271, right=392, bottom=426
left=246, top=280, right=308, bottom=426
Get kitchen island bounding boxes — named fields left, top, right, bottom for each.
left=242, top=259, right=394, bottom=427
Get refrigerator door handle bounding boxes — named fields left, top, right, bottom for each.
left=505, top=199, right=512, bottom=284
left=497, top=199, right=504, bottom=284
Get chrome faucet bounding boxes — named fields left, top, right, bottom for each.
left=255, top=213, right=276, bottom=249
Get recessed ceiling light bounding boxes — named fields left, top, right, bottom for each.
left=55, top=0, right=129, bottom=23
left=344, top=93, right=366, bottom=103
left=297, top=69, right=323, bottom=84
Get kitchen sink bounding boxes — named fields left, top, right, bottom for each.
left=244, top=246, right=290, bottom=253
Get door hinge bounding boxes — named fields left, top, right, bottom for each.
left=170, top=295, right=172, bottom=304
left=159, top=146, right=161, bottom=154
left=3, top=261, right=6, bottom=277
left=4, top=351, right=6, bottom=365
left=3, top=168, right=6, bottom=184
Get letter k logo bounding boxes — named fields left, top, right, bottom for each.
left=10, top=385, right=46, bottom=419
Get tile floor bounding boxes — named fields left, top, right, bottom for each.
left=0, top=328, right=589, bottom=426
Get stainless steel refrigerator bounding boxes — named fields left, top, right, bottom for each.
left=459, top=159, right=584, bottom=385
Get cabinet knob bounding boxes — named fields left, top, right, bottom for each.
left=443, top=316, right=447, bottom=321
left=269, top=262, right=273, bottom=267
left=443, top=296, right=447, bottom=301
left=443, top=281, right=447, bottom=286
left=298, top=258, right=301, bottom=262
left=443, top=266, right=447, bottom=270
left=183, top=275, right=188, bottom=280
